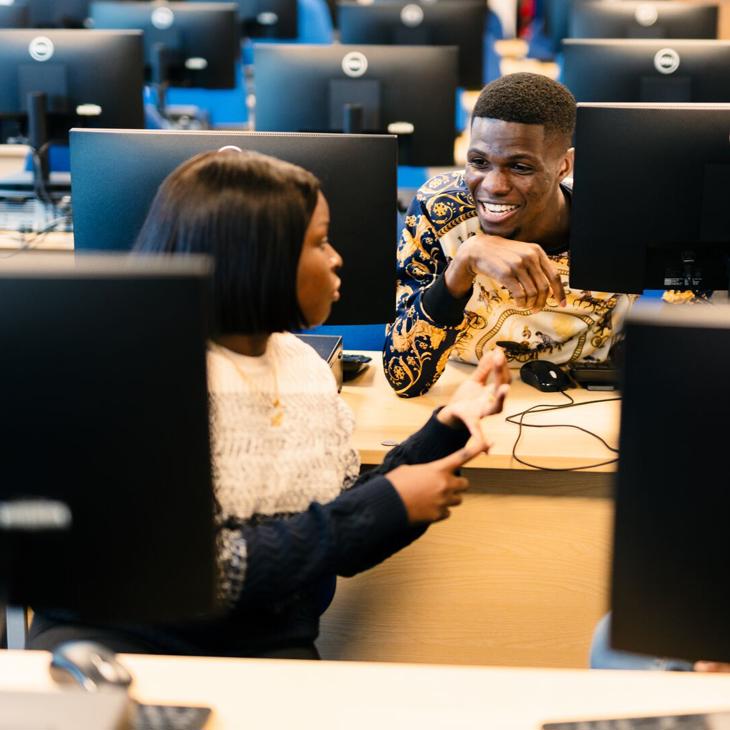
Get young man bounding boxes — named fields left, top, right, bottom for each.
left=383, top=72, right=633, bottom=397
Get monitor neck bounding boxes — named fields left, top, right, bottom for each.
left=1, top=497, right=72, bottom=631
left=342, top=104, right=363, bottom=134
left=150, top=42, right=173, bottom=117
left=26, top=91, right=50, bottom=185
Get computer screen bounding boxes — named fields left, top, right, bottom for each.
left=195, top=0, right=298, bottom=39
left=562, top=40, right=730, bottom=103
left=0, top=29, right=144, bottom=146
left=337, top=0, right=486, bottom=90
left=569, top=103, right=730, bottom=294
left=542, top=0, right=588, bottom=57
left=26, top=0, right=90, bottom=27
left=0, top=254, right=217, bottom=622
left=0, top=2, right=29, bottom=28
left=254, top=44, right=458, bottom=167
left=70, top=128, right=398, bottom=326
left=569, top=1, right=718, bottom=40
left=89, top=1, right=240, bottom=88
left=611, top=303, right=730, bottom=663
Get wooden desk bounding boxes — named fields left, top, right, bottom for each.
left=319, top=356, right=619, bottom=668
left=3, top=650, right=730, bottom=729
left=0, top=231, right=73, bottom=252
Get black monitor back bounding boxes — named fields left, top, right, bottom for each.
left=337, top=0, right=486, bottom=90
left=27, top=0, right=89, bottom=27
left=543, top=0, right=591, bottom=56
left=254, top=44, right=458, bottom=167
left=89, top=1, right=240, bottom=88
left=196, top=0, right=298, bottom=39
left=569, top=1, right=718, bottom=40
left=70, top=128, right=398, bottom=325
left=0, top=2, right=29, bottom=28
left=612, top=304, right=730, bottom=662
left=569, top=103, right=730, bottom=294
left=0, top=29, right=144, bottom=143
left=562, top=40, right=730, bottom=103
left=0, top=254, right=216, bottom=622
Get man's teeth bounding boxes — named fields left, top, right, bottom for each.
left=482, top=202, right=518, bottom=214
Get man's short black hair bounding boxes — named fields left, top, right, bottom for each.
left=134, top=149, right=320, bottom=335
left=472, top=72, right=576, bottom=139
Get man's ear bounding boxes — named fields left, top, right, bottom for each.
left=558, top=147, right=575, bottom=181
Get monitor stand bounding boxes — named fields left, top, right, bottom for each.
left=149, top=43, right=210, bottom=131
left=1, top=498, right=72, bottom=649
left=328, top=78, right=382, bottom=132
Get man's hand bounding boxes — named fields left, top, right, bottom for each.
left=694, top=661, right=730, bottom=672
left=437, top=349, right=510, bottom=453
left=387, top=445, right=480, bottom=524
left=445, top=233, right=567, bottom=312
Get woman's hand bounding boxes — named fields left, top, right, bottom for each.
left=387, top=445, right=480, bottom=524
left=436, top=349, right=511, bottom=454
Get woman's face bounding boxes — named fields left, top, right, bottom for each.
left=296, top=192, right=342, bottom=328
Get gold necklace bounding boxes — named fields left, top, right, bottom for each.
left=209, top=342, right=284, bottom=427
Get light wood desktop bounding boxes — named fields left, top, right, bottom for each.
left=319, top=355, right=619, bottom=669
left=3, top=650, right=730, bottom=730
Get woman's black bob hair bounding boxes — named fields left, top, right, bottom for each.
left=134, top=148, right=321, bottom=334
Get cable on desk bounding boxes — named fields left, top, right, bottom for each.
left=0, top=196, right=72, bottom=259
left=505, top=390, right=621, bottom=471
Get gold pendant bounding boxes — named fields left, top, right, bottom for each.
left=271, top=401, right=284, bottom=427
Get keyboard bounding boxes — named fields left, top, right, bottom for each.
left=0, top=191, right=72, bottom=235
left=543, top=710, right=730, bottom=729
left=568, top=360, right=619, bottom=389
left=135, top=703, right=212, bottom=730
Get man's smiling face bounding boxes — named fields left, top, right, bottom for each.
left=465, top=117, right=572, bottom=243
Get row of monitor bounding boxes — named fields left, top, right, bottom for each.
left=0, top=29, right=465, bottom=166
left=544, top=0, right=719, bottom=55
left=0, top=0, right=490, bottom=86
left=0, top=0, right=300, bottom=38
left=0, top=0, right=491, bottom=74
left=3, top=30, right=730, bottom=169
left=2, top=0, right=720, bottom=38
left=63, top=99, right=730, bottom=331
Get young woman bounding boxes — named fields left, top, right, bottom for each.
left=29, top=148, right=510, bottom=659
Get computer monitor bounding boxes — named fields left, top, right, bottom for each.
left=569, top=103, right=730, bottom=294
left=569, top=1, right=718, bottom=40
left=195, top=0, right=298, bottom=39
left=254, top=44, right=458, bottom=167
left=611, top=303, right=730, bottom=662
left=26, top=0, right=90, bottom=27
left=70, top=128, right=398, bottom=326
left=89, top=1, right=240, bottom=89
left=562, top=40, right=730, bottom=103
left=0, top=254, right=216, bottom=622
left=337, top=0, right=486, bottom=90
left=0, top=1, right=29, bottom=28
left=542, top=0, right=585, bottom=57
left=0, top=29, right=144, bottom=178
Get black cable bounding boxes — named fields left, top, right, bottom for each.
left=0, top=210, right=71, bottom=259
left=505, top=390, right=621, bottom=471
left=31, top=143, right=53, bottom=206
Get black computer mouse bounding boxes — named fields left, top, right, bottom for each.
left=520, top=360, right=571, bottom=392
left=50, top=640, right=133, bottom=691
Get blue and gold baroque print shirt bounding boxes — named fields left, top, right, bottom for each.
left=383, top=171, right=635, bottom=397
